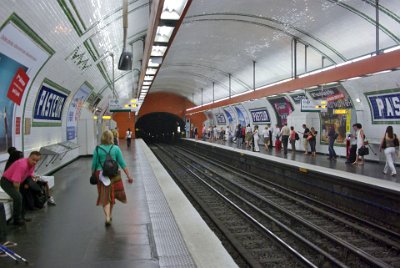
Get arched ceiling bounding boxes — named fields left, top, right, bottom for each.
left=150, top=0, right=400, bottom=106
left=1, top=0, right=150, bottom=112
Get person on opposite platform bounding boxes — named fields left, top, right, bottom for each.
left=126, top=128, right=132, bottom=148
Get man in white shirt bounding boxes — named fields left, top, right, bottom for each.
left=126, top=128, right=132, bottom=148
left=280, top=124, right=290, bottom=155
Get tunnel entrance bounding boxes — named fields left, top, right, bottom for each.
left=136, top=112, right=185, bottom=143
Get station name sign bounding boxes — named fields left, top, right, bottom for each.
left=33, top=84, right=67, bottom=121
left=366, top=89, right=400, bottom=124
left=215, top=113, right=226, bottom=124
left=250, top=109, right=270, bottom=123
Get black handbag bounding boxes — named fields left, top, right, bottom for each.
left=358, top=146, right=369, bottom=156
left=90, top=172, right=97, bottom=185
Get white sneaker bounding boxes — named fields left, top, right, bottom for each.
left=48, top=196, right=56, bottom=206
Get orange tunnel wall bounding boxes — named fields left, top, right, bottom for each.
left=112, top=112, right=136, bottom=139
left=137, top=92, right=207, bottom=138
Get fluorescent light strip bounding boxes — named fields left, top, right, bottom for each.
left=384, top=45, right=400, bottom=53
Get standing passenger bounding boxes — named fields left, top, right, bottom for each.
left=308, top=127, right=318, bottom=157
left=353, top=123, right=365, bottom=166
left=380, top=126, right=398, bottom=176
left=327, top=126, right=338, bottom=160
left=262, top=126, right=270, bottom=151
left=92, top=130, right=134, bottom=227
left=194, top=127, right=198, bottom=139
left=289, top=126, right=296, bottom=153
left=126, top=128, right=132, bottom=148
left=301, top=124, right=310, bottom=154
left=253, top=125, right=260, bottom=152
left=236, top=124, right=243, bottom=148
left=280, top=124, right=290, bottom=155
left=273, top=124, right=280, bottom=148
left=245, top=124, right=252, bottom=149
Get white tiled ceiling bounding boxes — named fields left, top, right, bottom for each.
left=0, top=0, right=150, bottom=111
left=151, top=0, right=400, bottom=105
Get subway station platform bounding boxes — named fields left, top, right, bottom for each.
left=186, top=138, right=400, bottom=191
left=1, top=140, right=236, bottom=268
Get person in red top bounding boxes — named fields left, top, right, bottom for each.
left=1, top=151, right=41, bottom=225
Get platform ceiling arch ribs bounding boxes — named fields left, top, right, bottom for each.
left=150, top=0, right=400, bottom=106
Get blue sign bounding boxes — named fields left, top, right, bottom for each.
left=66, top=126, right=75, bottom=140
left=250, top=109, right=270, bottom=123
left=215, top=113, right=226, bottom=125
left=366, top=91, right=400, bottom=123
left=33, top=85, right=67, bottom=120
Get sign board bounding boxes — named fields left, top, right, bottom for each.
left=7, top=67, right=29, bottom=105
left=214, top=113, right=226, bottom=125
left=109, top=98, right=139, bottom=112
left=301, top=99, right=327, bottom=112
left=250, top=109, right=270, bottom=123
left=365, top=89, right=400, bottom=124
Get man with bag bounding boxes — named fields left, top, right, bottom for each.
left=0, top=151, right=41, bottom=225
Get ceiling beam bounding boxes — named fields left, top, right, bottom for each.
left=186, top=49, right=400, bottom=114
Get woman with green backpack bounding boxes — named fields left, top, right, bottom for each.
left=92, top=130, right=134, bottom=227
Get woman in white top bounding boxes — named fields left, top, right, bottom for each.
left=380, top=125, right=398, bottom=176
left=262, top=126, right=270, bottom=151
left=253, top=125, right=260, bottom=152
left=353, top=123, right=365, bottom=165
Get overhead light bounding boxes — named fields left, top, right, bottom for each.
left=102, top=115, right=112, bottom=120
left=384, top=45, right=400, bottom=53
left=155, top=26, right=174, bottom=43
left=130, top=99, right=137, bottom=103
left=269, top=95, right=278, bottom=97
left=142, top=86, right=150, bottom=90
left=355, top=98, right=361, bottom=103
left=148, top=57, right=162, bottom=67
left=146, top=68, right=157, bottom=75
left=373, top=70, right=392, bottom=75
left=347, top=76, right=362, bottom=81
left=143, top=81, right=152, bottom=86
left=144, top=75, right=154, bottom=81
left=151, top=45, right=167, bottom=57
left=93, top=116, right=98, bottom=120
left=118, top=51, right=132, bottom=70
left=118, top=0, right=132, bottom=70
left=161, top=0, right=187, bottom=20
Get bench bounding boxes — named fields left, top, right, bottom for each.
left=0, top=176, right=55, bottom=221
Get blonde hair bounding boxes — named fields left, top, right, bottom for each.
left=101, top=130, right=114, bottom=145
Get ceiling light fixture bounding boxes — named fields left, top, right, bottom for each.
left=118, top=0, right=132, bottom=70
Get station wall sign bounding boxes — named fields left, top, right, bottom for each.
left=290, top=93, right=307, bottom=104
left=33, top=79, right=69, bottom=126
left=249, top=109, right=270, bottom=124
left=365, top=88, right=400, bottom=124
left=214, top=113, right=226, bottom=125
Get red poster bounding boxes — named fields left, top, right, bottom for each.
left=7, top=67, right=30, bottom=105
left=16, top=117, right=21, bottom=135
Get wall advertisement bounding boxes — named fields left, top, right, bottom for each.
left=290, top=93, right=307, bottom=104
left=214, top=113, right=226, bottom=125
left=365, top=88, right=400, bottom=124
left=66, top=82, right=92, bottom=140
left=0, top=14, right=53, bottom=158
left=308, top=85, right=353, bottom=145
left=234, top=104, right=250, bottom=127
left=267, top=96, right=294, bottom=127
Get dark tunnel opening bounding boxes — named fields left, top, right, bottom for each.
left=135, top=112, right=185, bottom=143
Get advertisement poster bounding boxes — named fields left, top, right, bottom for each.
left=365, top=88, right=400, bottom=124
left=290, top=93, right=307, bottom=104
left=33, top=79, right=69, bottom=126
left=0, top=53, right=28, bottom=152
left=214, top=113, right=226, bottom=125
left=66, top=82, right=92, bottom=140
left=267, top=96, right=294, bottom=127
left=234, top=104, right=250, bottom=127
left=0, top=14, right=53, bottom=158
left=249, top=108, right=270, bottom=124
left=308, top=85, right=353, bottom=145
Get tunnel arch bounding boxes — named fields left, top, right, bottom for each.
left=136, top=112, right=185, bottom=142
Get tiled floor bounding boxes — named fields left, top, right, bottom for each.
left=1, top=140, right=193, bottom=268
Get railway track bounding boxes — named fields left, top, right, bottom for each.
left=151, top=143, right=400, bottom=267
